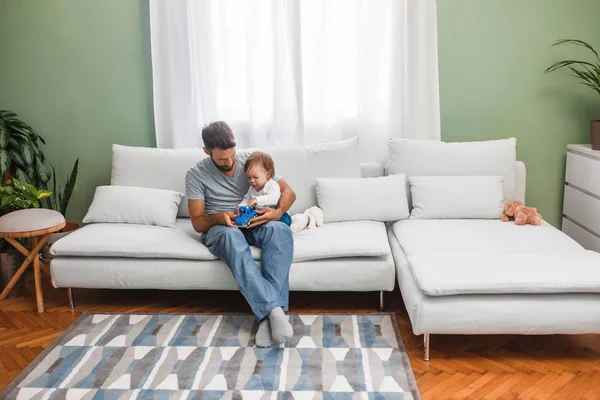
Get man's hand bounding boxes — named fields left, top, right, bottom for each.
left=248, top=207, right=282, bottom=228
left=248, top=198, right=258, bottom=208
left=217, top=211, right=237, bottom=228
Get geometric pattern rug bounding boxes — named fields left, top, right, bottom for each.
left=0, top=312, right=421, bottom=399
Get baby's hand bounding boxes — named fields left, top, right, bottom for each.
left=248, top=198, right=258, bottom=207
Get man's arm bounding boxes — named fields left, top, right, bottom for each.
left=274, top=178, right=296, bottom=214
left=250, top=178, right=296, bottom=227
left=188, top=199, right=236, bottom=233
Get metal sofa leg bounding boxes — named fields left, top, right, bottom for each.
left=422, top=334, right=430, bottom=361
left=379, top=291, right=384, bottom=312
left=67, top=287, right=75, bottom=309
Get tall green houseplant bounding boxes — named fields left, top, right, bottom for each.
left=50, top=158, right=79, bottom=217
left=0, top=110, right=51, bottom=188
left=545, top=39, right=600, bottom=149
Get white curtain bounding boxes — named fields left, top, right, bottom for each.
left=150, top=0, right=440, bottom=162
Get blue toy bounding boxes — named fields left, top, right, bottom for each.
left=235, top=206, right=257, bottom=228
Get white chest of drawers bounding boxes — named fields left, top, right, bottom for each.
left=562, top=144, right=600, bottom=252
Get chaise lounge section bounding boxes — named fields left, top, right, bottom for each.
left=385, top=138, right=600, bottom=360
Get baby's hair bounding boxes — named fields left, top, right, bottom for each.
left=245, top=151, right=275, bottom=179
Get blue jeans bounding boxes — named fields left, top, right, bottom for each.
left=202, top=221, right=293, bottom=321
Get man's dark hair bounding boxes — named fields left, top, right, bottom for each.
left=202, top=121, right=236, bottom=150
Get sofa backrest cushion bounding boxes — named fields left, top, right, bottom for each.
left=388, top=138, right=517, bottom=203
left=83, top=186, right=184, bottom=228
left=111, top=145, right=207, bottom=218
left=408, top=175, right=505, bottom=219
left=316, top=173, right=410, bottom=223
left=111, top=137, right=361, bottom=217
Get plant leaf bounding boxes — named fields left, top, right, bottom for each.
left=545, top=60, right=597, bottom=73
left=60, top=158, right=78, bottom=216
left=50, top=164, right=57, bottom=210
left=14, top=169, right=28, bottom=185
left=552, top=39, right=600, bottom=61
left=35, top=159, right=51, bottom=184
left=0, top=119, right=8, bottom=150
left=20, top=141, right=34, bottom=166
left=27, top=184, right=39, bottom=197
left=26, top=165, right=35, bottom=181
left=10, top=149, right=26, bottom=168
left=8, top=123, right=35, bottom=137
left=13, top=133, right=29, bottom=142
left=0, top=149, right=11, bottom=178
left=37, top=190, right=52, bottom=200
left=580, top=81, right=600, bottom=94
left=0, top=110, right=18, bottom=118
left=1, top=195, right=16, bottom=207
left=13, top=198, right=30, bottom=209
left=568, top=67, right=600, bottom=91
left=58, top=190, right=63, bottom=211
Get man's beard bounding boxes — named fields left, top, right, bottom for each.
left=213, top=158, right=235, bottom=172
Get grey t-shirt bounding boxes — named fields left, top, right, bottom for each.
left=185, top=150, right=281, bottom=215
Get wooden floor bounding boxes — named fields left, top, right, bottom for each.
left=1, top=272, right=599, bottom=399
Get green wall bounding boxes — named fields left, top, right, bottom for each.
left=437, top=0, right=600, bottom=226
left=0, top=0, right=155, bottom=223
left=1, top=0, right=599, bottom=226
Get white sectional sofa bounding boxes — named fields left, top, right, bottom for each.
left=49, top=137, right=600, bottom=360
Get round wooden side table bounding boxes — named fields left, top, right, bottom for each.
left=0, top=209, right=66, bottom=313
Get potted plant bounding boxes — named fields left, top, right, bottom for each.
left=0, top=179, right=52, bottom=291
left=0, top=110, right=51, bottom=187
left=0, top=110, right=80, bottom=258
left=41, top=158, right=79, bottom=260
left=545, top=39, right=600, bottom=150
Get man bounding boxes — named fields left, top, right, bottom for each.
left=185, top=121, right=296, bottom=347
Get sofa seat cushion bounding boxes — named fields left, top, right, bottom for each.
left=292, top=220, right=391, bottom=261
left=50, top=220, right=218, bottom=261
left=392, top=219, right=583, bottom=254
left=50, top=219, right=390, bottom=262
left=408, top=251, right=600, bottom=296
left=391, top=219, right=600, bottom=296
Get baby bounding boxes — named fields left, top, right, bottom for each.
left=238, top=151, right=291, bottom=225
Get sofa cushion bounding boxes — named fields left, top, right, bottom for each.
left=393, top=219, right=583, bottom=255
left=50, top=220, right=218, bottom=261
left=392, top=219, right=597, bottom=296
left=249, top=137, right=362, bottom=215
left=50, top=219, right=390, bottom=263
left=316, top=174, right=409, bottom=223
left=111, top=145, right=208, bottom=218
left=388, top=138, right=517, bottom=202
left=409, top=175, right=505, bottom=219
left=292, top=220, right=391, bottom=260
left=83, top=186, right=184, bottom=228
left=407, top=251, right=600, bottom=295
left=112, top=137, right=361, bottom=217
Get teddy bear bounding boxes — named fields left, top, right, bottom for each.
left=501, top=200, right=543, bottom=226
left=290, top=206, right=324, bottom=234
